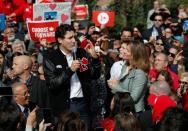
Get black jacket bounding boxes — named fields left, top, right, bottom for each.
left=43, top=47, right=101, bottom=116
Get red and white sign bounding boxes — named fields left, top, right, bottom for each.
left=33, top=2, right=71, bottom=24
left=36, top=0, right=78, bottom=8
left=72, top=5, right=88, bottom=20
left=27, top=21, right=59, bottom=42
left=92, top=11, right=115, bottom=27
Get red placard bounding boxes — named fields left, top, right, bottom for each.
left=92, top=11, right=115, bottom=27
left=72, top=5, right=88, bottom=20
left=27, top=21, right=59, bottom=42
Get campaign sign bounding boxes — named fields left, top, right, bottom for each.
left=27, top=21, right=59, bottom=42
left=36, top=0, right=78, bottom=8
left=33, top=2, right=71, bottom=24
left=72, top=5, right=88, bottom=20
left=92, top=11, right=115, bottom=27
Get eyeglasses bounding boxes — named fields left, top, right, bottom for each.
left=154, top=19, right=162, bottom=22
left=168, top=52, right=176, bottom=58
left=179, top=80, right=188, bottom=85
left=16, top=90, right=29, bottom=97
left=156, top=42, right=164, bottom=46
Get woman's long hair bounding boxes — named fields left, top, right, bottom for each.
left=55, top=111, right=86, bottom=131
left=114, top=112, right=142, bottom=131
left=110, top=92, right=136, bottom=118
left=128, top=40, right=150, bottom=73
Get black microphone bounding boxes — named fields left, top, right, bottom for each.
left=72, top=47, right=77, bottom=60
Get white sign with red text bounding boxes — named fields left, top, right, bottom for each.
left=27, top=20, right=59, bottom=42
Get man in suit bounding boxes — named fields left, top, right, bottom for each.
left=12, top=82, right=30, bottom=118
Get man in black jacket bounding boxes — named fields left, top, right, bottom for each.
left=43, top=24, right=101, bottom=129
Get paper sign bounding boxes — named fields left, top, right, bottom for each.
left=33, top=2, right=71, bottom=24
left=36, top=0, right=78, bottom=8
left=72, top=5, right=88, bottom=20
left=27, top=20, right=59, bottom=42
left=92, top=11, right=115, bottom=27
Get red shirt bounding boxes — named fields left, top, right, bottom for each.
left=167, top=67, right=179, bottom=91
left=0, top=0, right=13, bottom=15
left=182, top=93, right=188, bottom=111
left=13, top=0, right=27, bottom=16
left=23, top=3, right=33, bottom=21
left=149, top=67, right=179, bottom=91
left=100, top=118, right=115, bottom=131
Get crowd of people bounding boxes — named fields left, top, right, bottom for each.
left=1, top=0, right=188, bottom=131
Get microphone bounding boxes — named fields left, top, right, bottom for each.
left=72, top=47, right=77, bottom=60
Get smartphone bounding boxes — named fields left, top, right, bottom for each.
left=36, top=108, right=54, bottom=124
left=28, top=101, right=37, bottom=111
left=43, top=108, right=53, bottom=123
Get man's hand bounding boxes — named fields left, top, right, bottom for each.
left=85, top=41, right=98, bottom=59
left=70, top=60, right=80, bottom=72
left=26, top=108, right=37, bottom=126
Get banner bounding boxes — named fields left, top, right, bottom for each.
left=72, top=5, right=88, bottom=20
left=92, top=11, right=115, bottom=27
left=33, top=2, right=71, bottom=24
left=27, top=21, right=59, bottom=42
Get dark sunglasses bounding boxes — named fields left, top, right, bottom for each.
left=168, top=52, right=176, bottom=58
left=179, top=80, right=188, bottom=85
left=156, top=42, right=164, bottom=46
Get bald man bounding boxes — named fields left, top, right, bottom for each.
left=149, top=81, right=171, bottom=96
left=11, top=55, right=48, bottom=108
left=12, top=55, right=32, bottom=81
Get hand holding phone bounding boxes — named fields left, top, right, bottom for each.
left=36, top=108, right=54, bottom=125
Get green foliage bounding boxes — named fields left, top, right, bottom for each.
left=163, top=0, right=188, bottom=17
left=84, top=0, right=188, bottom=35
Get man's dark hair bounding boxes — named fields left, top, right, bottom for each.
left=55, top=24, right=75, bottom=43
left=0, top=97, right=21, bottom=131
